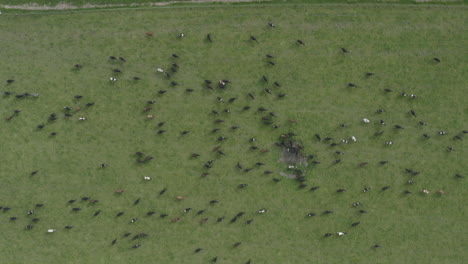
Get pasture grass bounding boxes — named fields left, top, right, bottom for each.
left=0, top=2, right=466, bottom=264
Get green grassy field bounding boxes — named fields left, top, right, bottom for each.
left=0, top=2, right=466, bottom=264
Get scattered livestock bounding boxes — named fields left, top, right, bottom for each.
left=1, top=25, right=459, bottom=263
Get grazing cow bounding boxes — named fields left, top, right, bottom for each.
left=410, top=110, right=417, bottom=117
left=47, top=229, right=57, bottom=233
left=147, top=211, right=156, bottom=216
left=353, top=202, right=361, bottom=207
left=267, top=61, right=275, bottom=66
left=423, top=134, right=430, bottom=139
left=324, top=233, right=333, bottom=237
left=307, top=213, right=316, bottom=217
left=359, top=210, right=367, bottom=213
left=184, top=208, right=192, bottom=213
left=263, top=75, right=268, bottom=82
left=382, top=186, right=391, bottom=191
left=194, top=248, right=202, bottom=253
left=160, top=188, right=168, bottom=195
left=230, top=217, right=238, bottom=223
left=337, top=189, right=346, bottom=192
left=278, top=93, right=286, bottom=98
left=200, top=218, right=208, bottom=224
left=250, top=36, right=258, bottom=42
left=341, top=48, right=350, bottom=53
left=384, top=88, right=393, bottom=92
left=243, top=106, right=251, bottom=110
left=10, top=217, right=17, bottom=221
left=207, top=33, right=212, bottom=42
left=117, top=212, right=125, bottom=217
left=109, top=56, right=117, bottom=60
left=132, top=244, right=141, bottom=249
left=337, top=232, right=346, bottom=236
left=32, top=218, right=40, bottom=222
left=367, top=72, right=375, bottom=76
left=217, top=217, right=225, bottom=223
left=94, top=210, right=101, bottom=216
left=160, top=214, right=168, bottom=218
left=197, top=210, right=206, bottom=215
left=239, top=184, right=248, bottom=188
left=352, top=222, right=360, bottom=227
left=134, top=198, right=141, bottom=205
left=112, top=239, right=117, bottom=245
left=268, top=22, right=275, bottom=27
left=172, top=54, right=179, bottom=58
left=266, top=54, right=274, bottom=58
left=433, top=57, right=440, bottom=62
left=65, top=226, right=73, bottom=229
left=394, top=125, right=404, bottom=129
left=145, top=32, right=153, bottom=36
left=133, top=77, right=141, bottom=80
left=297, top=40, right=305, bottom=45
left=131, top=218, right=139, bottom=223
left=439, top=131, right=447, bottom=135
left=72, top=208, right=81, bottom=212
left=6, top=79, right=15, bottom=83
left=233, top=242, right=241, bottom=248
left=172, top=218, right=181, bottom=222
left=323, top=210, right=333, bottom=214
left=246, top=219, right=254, bottom=224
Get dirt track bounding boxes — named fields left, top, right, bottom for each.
left=0, top=0, right=271, bottom=10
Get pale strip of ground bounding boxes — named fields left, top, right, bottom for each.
left=0, top=0, right=269, bottom=10
left=0, top=0, right=463, bottom=10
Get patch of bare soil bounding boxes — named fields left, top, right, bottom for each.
left=278, top=140, right=308, bottom=179
left=0, top=0, right=271, bottom=10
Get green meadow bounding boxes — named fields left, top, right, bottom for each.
left=0, top=2, right=466, bottom=264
